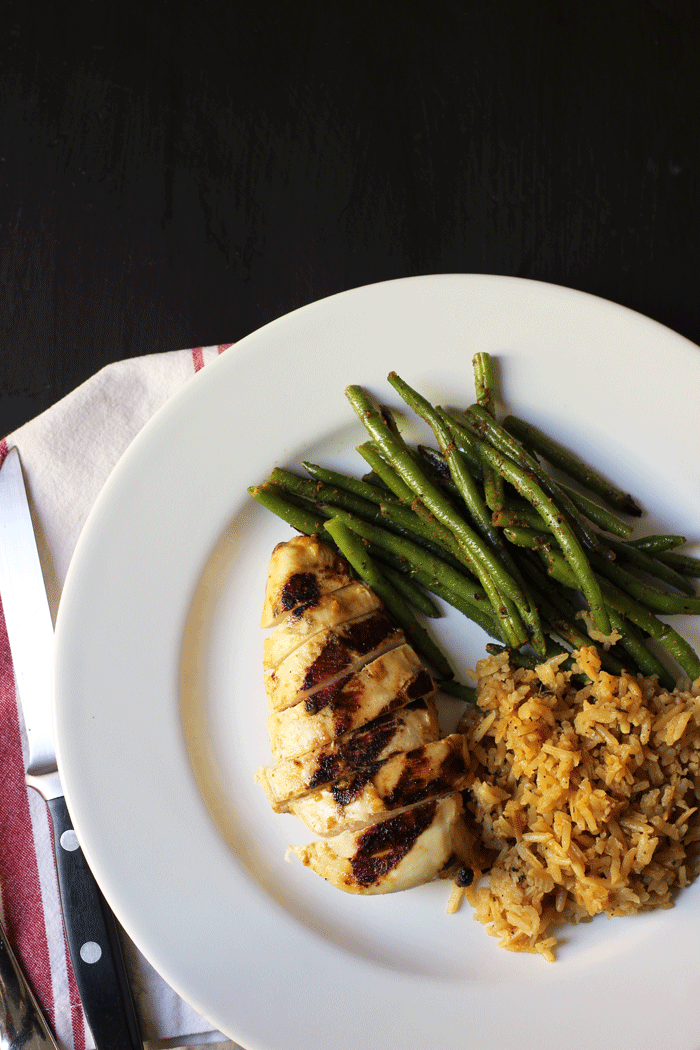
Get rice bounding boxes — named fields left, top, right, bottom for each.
left=455, top=646, right=700, bottom=961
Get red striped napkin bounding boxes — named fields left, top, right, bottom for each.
left=0, top=346, right=235, bottom=1050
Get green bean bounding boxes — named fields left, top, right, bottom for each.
left=361, top=469, right=391, bottom=490
left=319, top=507, right=490, bottom=613
left=600, top=535, right=695, bottom=596
left=409, top=576, right=504, bottom=639
left=436, top=679, right=478, bottom=704
left=417, top=444, right=474, bottom=488
left=378, top=564, right=442, bottom=618
left=301, top=461, right=400, bottom=506
left=355, top=441, right=417, bottom=502
left=485, top=644, right=544, bottom=671
left=472, top=352, right=504, bottom=512
left=590, top=552, right=700, bottom=615
left=387, top=373, right=501, bottom=544
left=540, top=549, right=700, bottom=682
left=323, top=516, right=453, bottom=677
left=494, top=506, right=555, bottom=532
left=460, top=404, right=604, bottom=554
left=516, top=557, right=628, bottom=675
left=628, top=534, right=686, bottom=553
left=345, top=385, right=529, bottom=644
left=657, top=551, right=700, bottom=578
left=503, top=414, right=643, bottom=516
left=326, top=507, right=522, bottom=646
left=268, top=466, right=465, bottom=568
left=442, top=413, right=611, bottom=635
left=377, top=502, right=470, bottom=571
left=367, top=546, right=488, bottom=610
left=502, top=525, right=553, bottom=550
left=348, top=387, right=519, bottom=593
left=248, top=484, right=327, bottom=535
left=386, top=371, right=545, bottom=653
left=557, top=483, right=633, bottom=538
left=361, top=543, right=504, bottom=640
left=355, top=444, right=476, bottom=570
left=270, top=467, right=389, bottom=519
left=605, top=607, right=675, bottom=688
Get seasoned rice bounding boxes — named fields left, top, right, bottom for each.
left=454, top=646, right=700, bottom=960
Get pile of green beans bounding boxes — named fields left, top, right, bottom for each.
left=249, top=355, right=700, bottom=696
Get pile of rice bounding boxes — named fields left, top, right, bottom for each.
left=454, top=645, right=700, bottom=961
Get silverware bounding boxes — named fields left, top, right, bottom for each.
left=0, top=447, right=142, bottom=1050
left=0, top=916, right=59, bottom=1049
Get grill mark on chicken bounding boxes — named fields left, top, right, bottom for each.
left=268, top=646, right=435, bottom=762
left=349, top=800, right=438, bottom=887
left=329, top=764, right=381, bottom=806
left=262, top=535, right=355, bottom=626
left=300, top=611, right=400, bottom=693
left=303, top=673, right=354, bottom=715
left=291, top=735, right=473, bottom=835
left=382, top=744, right=469, bottom=809
left=404, top=669, right=434, bottom=701
left=306, top=703, right=429, bottom=790
left=280, top=572, right=320, bottom=613
left=287, top=599, right=316, bottom=623
left=301, top=659, right=423, bottom=737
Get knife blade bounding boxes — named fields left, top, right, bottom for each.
left=0, top=447, right=142, bottom=1050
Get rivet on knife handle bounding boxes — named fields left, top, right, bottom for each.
left=48, top=797, right=141, bottom=1050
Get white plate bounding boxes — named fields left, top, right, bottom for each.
left=54, top=275, right=700, bottom=1050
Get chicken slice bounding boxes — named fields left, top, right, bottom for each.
left=267, top=644, right=434, bottom=760
left=264, top=609, right=404, bottom=712
left=255, top=698, right=440, bottom=812
left=261, top=535, right=355, bottom=628
left=288, top=734, right=473, bottom=836
left=289, top=793, right=472, bottom=894
left=263, top=581, right=382, bottom=670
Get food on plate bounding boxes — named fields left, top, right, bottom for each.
left=265, top=643, right=434, bottom=760
left=264, top=608, right=404, bottom=712
left=256, top=698, right=440, bottom=811
left=263, top=581, right=382, bottom=669
left=458, top=645, right=700, bottom=960
left=257, top=534, right=477, bottom=893
left=261, top=534, right=355, bottom=628
left=288, top=733, right=472, bottom=836
left=289, top=794, right=472, bottom=895
left=250, top=356, right=700, bottom=950
left=250, top=358, right=700, bottom=691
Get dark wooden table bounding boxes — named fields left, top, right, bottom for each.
left=2, top=0, right=699, bottom=435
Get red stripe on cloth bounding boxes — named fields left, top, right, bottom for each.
left=0, top=598, right=56, bottom=1023
left=191, top=347, right=205, bottom=372
left=0, top=438, right=8, bottom=464
left=216, top=343, right=232, bottom=353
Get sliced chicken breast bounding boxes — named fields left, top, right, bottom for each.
left=255, top=698, right=440, bottom=812
left=263, top=581, right=382, bottom=670
left=288, top=734, right=473, bottom=836
left=289, top=793, right=471, bottom=894
left=264, top=609, right=404, bottom=712
left=267, top=644, right=435, bottom=760
left=261, top=535, right=355, bottom=628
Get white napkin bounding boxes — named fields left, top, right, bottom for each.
left=0, top=345, right=238, bottom=1050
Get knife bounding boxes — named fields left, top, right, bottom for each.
left=0, top=447, right=142, bottom=1050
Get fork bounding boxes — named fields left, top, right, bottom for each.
left=0, top=916, right=59, bottom=1049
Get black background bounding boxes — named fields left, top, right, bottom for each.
left=2, top=0, right=699, bottom=435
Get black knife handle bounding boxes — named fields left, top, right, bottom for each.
left=47, top=796, right=142, bottom=1050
